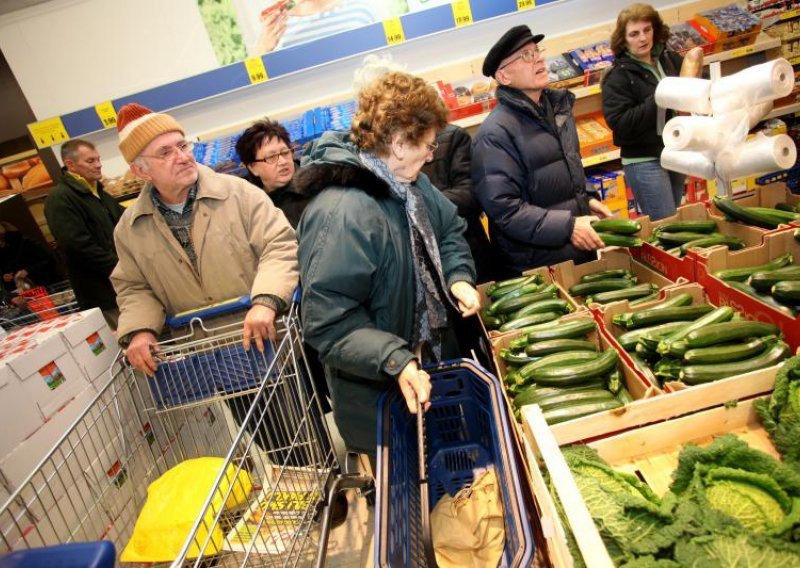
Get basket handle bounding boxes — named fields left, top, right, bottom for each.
left=416, top=361, right=438, bottom=567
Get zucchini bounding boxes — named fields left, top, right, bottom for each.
left=713, top=253, right=794, bottom=282
left=617, top=321, right=690, bottom=351
left=621, top=304, right=715, bottom=329
left=683, top=320, right=781, bottom=348
left=597, top=233, right=644, bottom=248
left=656, top=231, right=720, bottom=246
left=542, top=399, right=623, bottom=425
left=525, top=318, right=597, bottom=342
left=512, top=380, right=606, bottom=408
left=499, top=348, right=538, bottom=365
left=487, top=274, right=541, bottom=299
left=656, top=306, right=735, bottom=355
left=655, top=220, right=718, bottom=234
left=510, top=297, right=571, bottom=320
left=498, top=311, right=561, bottom=332
left=682, top=336, right=777, bottom=364
left=772, top=280, right=800, bottom=303
left=481, top=315, right=504, bottom=329
left=580, top=269, right=635, bottom=283
left=518, top=350, right=600, bottom=381
left=680, top=340, right=790, bottom=384
left=748, top=206, right=800, bottom=223
left=606, top=369, right=622, bottom=394
left=713, top=196, right=784, bottom=230
left=535, top=389, right=616, bottom=411
left=727, top=281, right=797, bottom=317
left=591, top=219, right=641, bottom=235
left=748, top=266, right=800, bottom=292
left=586, top=283, right=659, bottom=305
left=638, top=324, right=691, bottom=352
left=488, top=283, right=552, bottom=314
left=629, top=352, right=658, bottom=384
left=616, top=387, right=634, bottom=405
left=654, top=358, right=683, bottom=381
left=530, top=349, right=619, bottom=386
left=775, top=202, right=798, bottom=213
left=524, top=339, right=598, bottom=357
left=635, top=342, right=660, bottom=362
left=795, top=229, right=800, bottom=243
left=568, top=278, right=637, bottom=297
left=629, top=291, right=660, bottom=306
left=613, top=292, right=694, bottom=327
left=679, top=235, right=746, bottom=256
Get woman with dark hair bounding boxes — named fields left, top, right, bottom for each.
left=235, top=119, right=309, bottom=228
left=295, top=70, right=480, bottom=458
left=601, top=3, right=692, bottom=220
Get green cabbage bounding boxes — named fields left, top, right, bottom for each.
left=757, top=355, right=800, bottom=466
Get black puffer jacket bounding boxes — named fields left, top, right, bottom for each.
left=601, top=48, right=683, bottom=159
left=471, top=86, right=598, bottom=277
left=421, top=124, right=494, bottom=283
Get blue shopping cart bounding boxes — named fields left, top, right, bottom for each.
left=375, top=359, right=535, bottom=567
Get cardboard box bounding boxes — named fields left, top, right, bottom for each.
left=550, top=248, right=682, bottom=313
left=59, top=308, right=117, bottom=384
left=694, top=227, right=800, bottom=351
left=0, top=366, right=44, bottom=459
left=706, top=181, right=800, bottom=229
left=631, top=202, right=768, bottom=281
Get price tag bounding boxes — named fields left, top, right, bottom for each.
left=383, top=18, right=405, bottom=45
left=94, top=101, right=117, bottom=129
left=729, top=45, right=754, bottom=58
left=28, top=117, right=69, bottom=149
left=517, top=0, right=535, bottom=10
left=585, top=85, right=601, bottom=96
left=451, top=1, right=473, bottom=28
left=244, top=57, right=269, bottom=84
left=782, top=8, right=799, bottom=20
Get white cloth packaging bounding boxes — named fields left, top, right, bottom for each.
left=715, top=133, right=797, bottom=182
left=710, top=59, right=794, bottom=114
left=655, top=77, right=712, bottom=115
left=662, top=116, right=722, bottom=152
left=660, top=149, right=716, bottom=179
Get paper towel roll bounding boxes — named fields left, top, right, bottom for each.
left=662, top=116, right=722, bottom=152
left=715, top=133, right=797, bottom=182
left=710, top=59, right=794, bottom=114
left=748, top=101, right=774, bottom=128
left=661, top=149, right=716, bottom=179
left=655, top=77, right=712, bottom=114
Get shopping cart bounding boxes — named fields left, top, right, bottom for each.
left=0, top=295, right=371, bottom=567
left=0, top=281, right=79, bottom=329
left=375, top=359, right=535, bottom=567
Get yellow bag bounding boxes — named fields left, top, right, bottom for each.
left=121, top=457, right=252, bottom=563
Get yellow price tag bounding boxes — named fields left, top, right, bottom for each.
left=782, top=8, right=799, bottom=20
left=28, top=117, right=69, bottom=149
left=94, top=101, right=117, bottom=129
left=244, top=57, right=269, bottom=84
left=383, top=18, right=405, bottom=45
left=729, top=45, right=754, bottom=58
left=451, top=1, right=473, bottom=28
left=585, top=85, right=601, bottom=96
left=517, top=0, right=535, bottom=10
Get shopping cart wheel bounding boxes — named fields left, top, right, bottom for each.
left=0, top=542, right=115, bottom=568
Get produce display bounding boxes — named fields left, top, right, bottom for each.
left=648, top=218, right=746, bottom=256
left=714, top=196, right=800, bottom=229
left=756, top=355, right=800, bottom=466
left=591, top=218, right=643, bottom=248
left=480, top=274, right=573, bottom=332
left=568, top=267, right=660, bottom=305
left=713, top=253, right=800, bottom=317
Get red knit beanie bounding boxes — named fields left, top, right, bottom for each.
left=117, top=103, right=184, bottom=164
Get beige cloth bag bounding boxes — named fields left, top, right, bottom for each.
left=430, top=468, right=505, bottom=568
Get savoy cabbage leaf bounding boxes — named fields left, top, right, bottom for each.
left=756, top=357, right=800, bottom=466
left=673, top=532, right=800, bottom=567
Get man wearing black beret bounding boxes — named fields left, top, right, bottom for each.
left=471, top=25, right=613, bottom=278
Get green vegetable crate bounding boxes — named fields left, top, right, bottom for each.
left=631, top=202, right=767, bottom=281
left=522, top=397, right=782, bottom=568
left=551, top=248, right=680, bottom=311
left=695, top=227, right=800, bottom=353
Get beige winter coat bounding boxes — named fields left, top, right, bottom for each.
left=111, top=165, right=299, bottom=341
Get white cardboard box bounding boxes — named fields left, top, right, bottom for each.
left=0, top=365, right=43, bottom=459
left=59, top=308, right=117, bottom=384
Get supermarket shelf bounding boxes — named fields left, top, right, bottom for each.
left=704, top=33, right=781, bottom=65
left=781, top=8, right=800, bottom=20
left=791, top=55, right=800, bottom=66
left=582, top=149, right=620, bottom=168
left=765, top=101, right=800, bottom=119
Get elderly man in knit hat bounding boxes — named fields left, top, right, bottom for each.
left=471, top=25, right=612, bottom=279
left=111, top=103, right=298, bottom=373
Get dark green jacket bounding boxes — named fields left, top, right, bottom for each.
left=44, top=172, right=124, bottom=311
left=295, top=132, right=476, bottom=454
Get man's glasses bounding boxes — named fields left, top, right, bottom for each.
left=498, top=47, right=546, bottom=71
left=140, top=141, right=195, bottom=161
left=251, top=148, right=293, bottom=165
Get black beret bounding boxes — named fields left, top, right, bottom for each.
left=482, top=25, right=545, bottom=77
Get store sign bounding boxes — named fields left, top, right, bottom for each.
left=28, top=117, right=69, bottom=149
left=452, top=1, right=473, bottom=27
left=94, top=101, right=117, bottom=129
left=517, top=0, right=536, bottom=10
left=244, top=56, right=269, bottom=84
left=383, top=18, right=405, bottom=46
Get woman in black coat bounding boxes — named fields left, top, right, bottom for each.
left=601, top=3, right=684, bottom=221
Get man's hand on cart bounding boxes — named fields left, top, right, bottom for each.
left=126, top=331, right=160, bottom=375
left=243, top=304, right=277, bottom=352
left=398, top=360, right=431, bottom=414
left=450, top=281, right=481, bottom=317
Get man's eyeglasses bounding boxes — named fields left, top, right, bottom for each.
left=251, top=148, right=293, bottom=165
left=140, top=141, right=195, bottom=161
left=498, top=47, right=546, bottom=71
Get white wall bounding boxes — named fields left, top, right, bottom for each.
left=1, top=0, right=696, bottom=176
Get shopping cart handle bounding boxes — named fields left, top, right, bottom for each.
left=165, top=296, right=252, bottom=328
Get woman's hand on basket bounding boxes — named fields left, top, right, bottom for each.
left=126, top=331, right=160, bottom=376
left=398, top=360, right=431, bottom=414
left=450, top=281, right=481, bottom=317
left=243, top=304, right=277, bottom=352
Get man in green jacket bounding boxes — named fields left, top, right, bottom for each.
left=44, top=139, right=124, bottom=328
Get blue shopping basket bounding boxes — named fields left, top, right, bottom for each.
left=0, top=542, right=115, bottom=568
left=375, top=359, right=534, bottom=567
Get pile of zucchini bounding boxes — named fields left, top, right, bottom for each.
left=714, top=253, right=800, bottom=317
left=480, top=274, right=573, bottom=333
left=649, top=219, right=745, bottom=257
left=497, top=318, right=632, bottom=425
left=714, top=196, right=800, bottom=230
left=613, top=294, right=789, bottom=386
left=591, top=219, right=643, bottom=248
left=568, top=268, right=660, bottom=305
